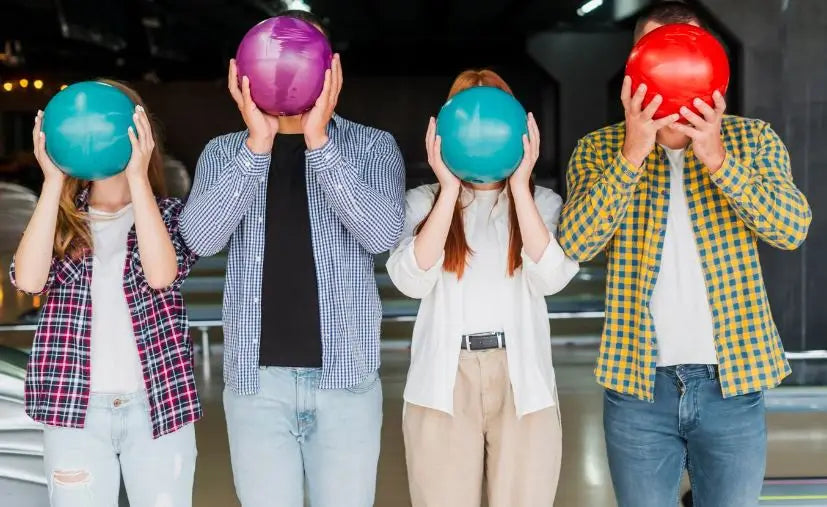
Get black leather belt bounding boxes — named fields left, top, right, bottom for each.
left=461, top=332, right=506, bottom=351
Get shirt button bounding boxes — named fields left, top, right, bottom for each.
left=255, top=255, right=261, bottom=262
left=113, top=399, right=122, bottom=408
left=607, top=214, right=614, bottom=222
left=233, top=192, right=240, bottom=198
left=253, top=297, right=259, bottom=304
left=259, top=177, right=265, bottom=183
left=258, top=217, right=263, bottom=223
left=649, top=264, right=657, bottom=271
left=245, top=161, right=252, bottom=168
left=661, top=189, right=669, bottom=196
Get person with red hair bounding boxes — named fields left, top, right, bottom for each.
left=387, top=69, right=579, bottom=506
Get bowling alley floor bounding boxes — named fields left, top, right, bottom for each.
left=188, top=344, right=827, bottom=507
left=3, top=252, right=827, bottom=506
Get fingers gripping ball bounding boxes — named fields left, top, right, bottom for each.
left=436, top=86, right=528, bottom=184
left=235, top=16, right=333, bottom=116
left=625, top=23, right=729, bottom=120
left=42, top=81, right=136, bottom=180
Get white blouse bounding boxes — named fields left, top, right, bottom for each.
left=387, top=184, right=579, bottom=417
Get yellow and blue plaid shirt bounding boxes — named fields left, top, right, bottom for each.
left=558, top=115, right=811, bottom=401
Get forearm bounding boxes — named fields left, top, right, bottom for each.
left=180, top=141, right=269, bottom=256
left=511, top=184, right=550, bottom=262
left=129, top=176, right=177, bottom=289
left=309, top=137, right=405, bottom=253
left=13, top=179, right=63, bottom=293
left=712, top=153, right=811, bottom=249
left=413, top=186, right=458, bottom=270
left=558, top=150, right=641, bottom=261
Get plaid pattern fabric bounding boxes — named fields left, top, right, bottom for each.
left=558, top=115, right=811, bottom=401
left=9, top=191, right=201, bottom=438
left=180, top=115, right=405, bottom=394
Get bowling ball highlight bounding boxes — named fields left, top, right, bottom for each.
left=436, top=86, right=528, bottom=184
left=42, top=81, right=136, bottom=181
left=235, top=16, right=332, bottom=116
left=626, top=23, right=730, bottom=119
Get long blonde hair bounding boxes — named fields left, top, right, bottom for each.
left=54, top=80, right=167, bottom=259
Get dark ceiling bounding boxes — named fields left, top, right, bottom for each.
left=0, top=0, right=627, bottom=81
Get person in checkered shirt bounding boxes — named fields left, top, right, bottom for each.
left=558, top=2, right=812, bottom=506
left=10, top=82, right=201, bottom=507
left=180, top=10, right=405, bottom=507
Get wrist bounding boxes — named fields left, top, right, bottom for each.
left=41, top=177, right=64, bottom=197
left=621, top=145, right=647, bottom=169
left=246, top=135, right=274, bottom=154
left=126, top=171, right=151, bottom=186
left=305, top=132, right=329, bottom=151
left=705, top=149, right=726, bottom=174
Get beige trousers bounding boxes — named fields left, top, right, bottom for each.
left=403, top=349, right=562, bottom=507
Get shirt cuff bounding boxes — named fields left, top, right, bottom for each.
left=403, top=237, right=444, bottom=277
left=710, top=152, right=747, bottom=197
left=306, top=137, right=342, bottom=173
left=521, top=236, right=566, bottom=274
left=606, top=151, right=644, bottom=190
left=236, top=139, right=271, bottom=177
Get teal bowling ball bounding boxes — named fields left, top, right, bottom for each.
left=436, top=86, right=528, bottom=184
left=42, top=81, right=136, bottom=180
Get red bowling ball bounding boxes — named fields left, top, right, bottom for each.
left=626, top=23, right=730, bottom=120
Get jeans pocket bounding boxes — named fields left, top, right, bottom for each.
left=604, top=388, right=638, bottom=405
left=738, top=389, right=765, bottom=408
left=346, top=371, right=380, bottom=394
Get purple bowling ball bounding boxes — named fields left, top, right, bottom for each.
left=235, top=17, right=332, bottom=116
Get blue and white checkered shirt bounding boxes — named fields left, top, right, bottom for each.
left=181, top=115, right=406, bottom=393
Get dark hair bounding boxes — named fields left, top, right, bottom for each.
left=278, top=9, right=329, bottom=39
left=634, top=1, right=705, bottom=39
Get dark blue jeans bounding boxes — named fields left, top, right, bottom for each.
left=603, top=365, right=767, bottom=507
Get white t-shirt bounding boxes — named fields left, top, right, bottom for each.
left=462, top=189, right=506, bottom=335
left=387, top=184, right=580, bottom=416
left=88, top=204, right=145, bottom=393
left=650, top=147, right=718, bottom=366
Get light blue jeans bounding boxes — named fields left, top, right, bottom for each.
left=224, top=367, right=383, bottom=507
left=42, top=391, right=197, bottom=507
left=604, top=365, right=767, bottom=507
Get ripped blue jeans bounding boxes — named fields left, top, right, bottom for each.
left=43, top=391, right=197, bottom=507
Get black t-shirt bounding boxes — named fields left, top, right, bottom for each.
left=259, top=133, right=322, bottom=367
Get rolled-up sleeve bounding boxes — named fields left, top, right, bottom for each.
left=523, top=189, right=579, bottom=296
left=386, top=186, right=443, bottom=299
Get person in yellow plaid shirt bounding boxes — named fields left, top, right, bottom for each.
left=557, top=2, right=811, bottom=506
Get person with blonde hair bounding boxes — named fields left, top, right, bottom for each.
left=11, top=81, right=200, bottom=507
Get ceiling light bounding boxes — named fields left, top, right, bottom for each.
left=577, top=0, right=604, bottom=16
left=285, top=0, right=311, bottom=12
left=19, top=78, right=28, bottom=88
left=3, top=82, right=12, bottom=92
left=33, top=79, right=43, bottom=89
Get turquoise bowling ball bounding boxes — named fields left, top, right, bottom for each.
left=42, top=81, right=136, bottom=180
left=436, top=86, right=528, bottom=184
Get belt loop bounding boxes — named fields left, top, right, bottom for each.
left=497, top=332, right=503, bottom=349
left=465, top=336, right=472, bottom=352
left=707, top=364, right=716, bottom=379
